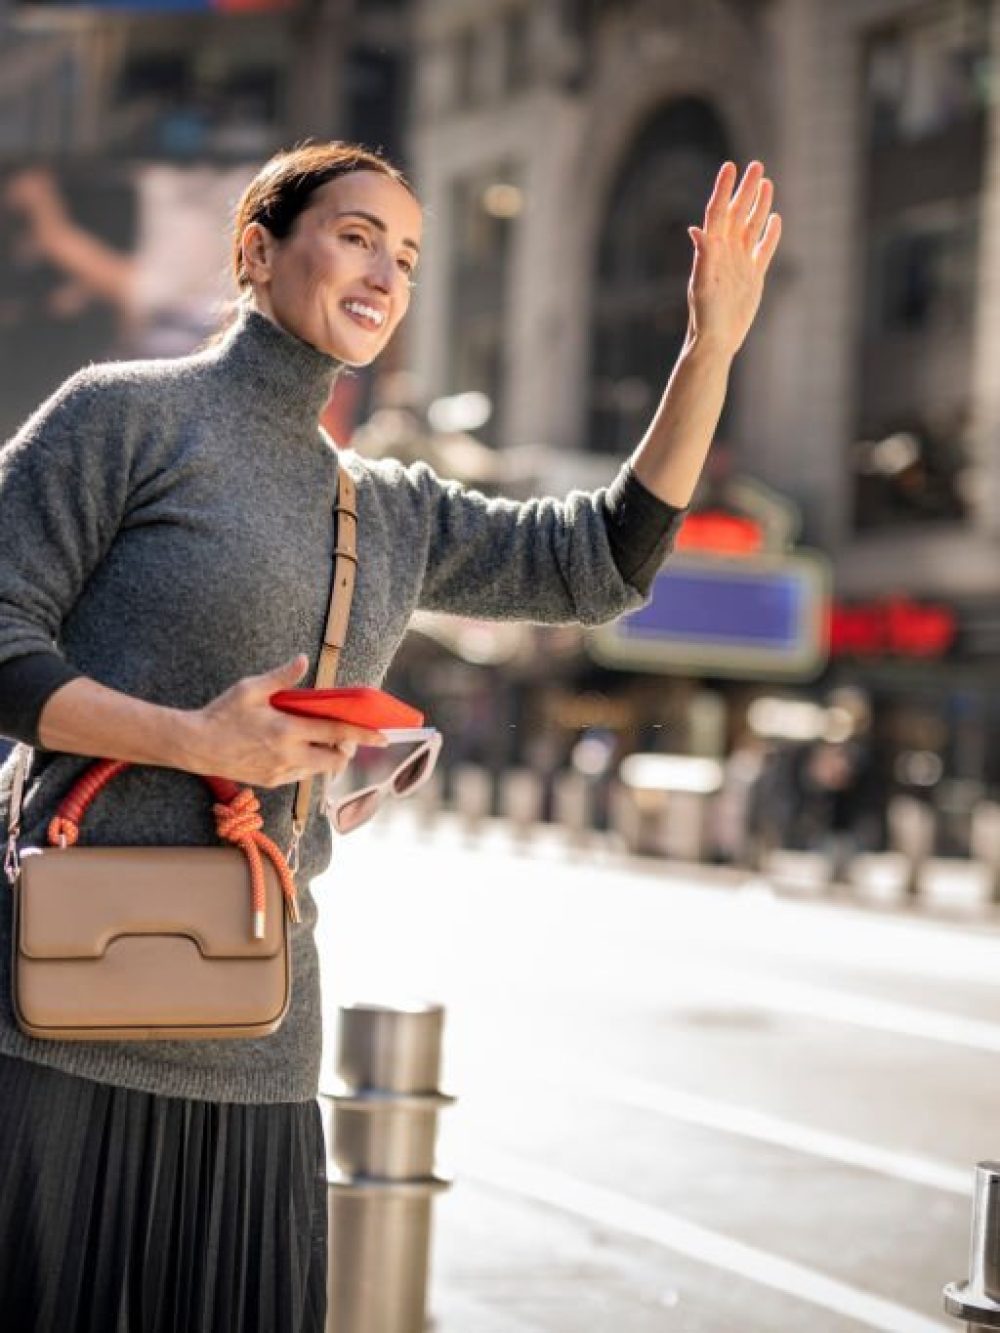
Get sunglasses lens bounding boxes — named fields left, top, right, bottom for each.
left=335, top=789, right=380, bottom=834
left=393, top=747, right=432, bottom=795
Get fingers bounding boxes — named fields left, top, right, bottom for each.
left=304, top=720, right=389, bottom=749
left=306, top=748, right=351, bottom=782
left=753, top=213, right=783, bottom=272
left=744, top=177, right=773, bottom=244
left=704, top=161, right=775, bottom=240
left=729, top=161, right=765, bottom=225
left=704, top=162, right=737, bottom=229
left=341, top=724, right=390, bottom=748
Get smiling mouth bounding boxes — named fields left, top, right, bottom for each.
left=341, top=299, right=386, bottom=332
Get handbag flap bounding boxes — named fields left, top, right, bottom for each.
left=18, top=847, right=286, bottom=961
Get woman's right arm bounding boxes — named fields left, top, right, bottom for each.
left=0, top=376, right=385, bottom=787
left=36, top=655, right=388, bottom=788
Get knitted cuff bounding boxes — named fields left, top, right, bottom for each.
left=0, top=652, right=84, bottom=749
left=603, top=463, right=687, bottom=595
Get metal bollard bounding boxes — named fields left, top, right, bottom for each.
left=607, top=778, right=642, bottom=854
left=552, top=769, right=592, bottom=848
left=324, top=1002, right=455, bottom=1333
left=451, top=763, right=492, bottom=835
left=970, top=802, right=1000, bottom=901
left=943, top=1161, right=1000, bottom=1330
left=887, top=794, right=935, bottom=896
left=499, top=766, right=543, bottom=840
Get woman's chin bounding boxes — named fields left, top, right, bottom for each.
left=334, top=347, right=379, bottom=368
left=320, top=330, right=383, bottom=367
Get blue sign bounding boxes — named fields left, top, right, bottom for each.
left=587, top=553, right=831, bottom=679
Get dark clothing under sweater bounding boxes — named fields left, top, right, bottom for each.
left=0, top=304, right=683, bottom=1104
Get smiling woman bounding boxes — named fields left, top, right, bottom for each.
left=0, top=137, right=779, bottom=1333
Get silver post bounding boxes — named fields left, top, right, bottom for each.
left=944, top=1162, right=1000, bottom=1328
left=323, top=1001, right=455, bottom=1333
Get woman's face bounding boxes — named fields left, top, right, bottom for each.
left=243, top=170, right=423, bottom=366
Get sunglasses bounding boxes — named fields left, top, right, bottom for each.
left=322, top=728, right=443, bottom=835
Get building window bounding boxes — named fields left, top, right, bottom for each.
left=587, top=97, right=731, bottom=454
left=447, top=165, right=523, bottom=447
left=454, top=27, right=479, bottom=110
left=853, top=0, right=989, bottom=532
left=112, top=47, right=283, bottom=159
left=347, top=46, right=405, bottom=163
left=867, top=0, right=991, bottom=147
left=501, top=6, right=531, bottom=95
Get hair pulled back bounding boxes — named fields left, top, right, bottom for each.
left=230, top=140, right=416, bottom=291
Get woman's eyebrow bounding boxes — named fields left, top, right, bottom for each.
left=333, top=209, right=420, bottom=255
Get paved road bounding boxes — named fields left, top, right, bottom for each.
left=314, top=811, right=1000, bottom=1332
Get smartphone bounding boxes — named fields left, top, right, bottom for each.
left=269, top=685, right=425, bottom=731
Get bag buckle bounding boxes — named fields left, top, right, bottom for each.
left=286, top=819, right=304, bottom=875
left=4, top=833, right=19, bottom=886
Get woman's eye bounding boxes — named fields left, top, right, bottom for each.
left=396, top=258, right=414, bottom=276
left=343, top=232, right=370, bottom=249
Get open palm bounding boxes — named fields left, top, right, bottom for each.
left=687, top=161, right=782, bottom=357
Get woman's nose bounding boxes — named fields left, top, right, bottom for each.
left=366, top=251, right=393, bottom=292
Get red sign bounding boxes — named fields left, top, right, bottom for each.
left=675, top=511, right=765, bottom=556
left=830, top=597, right=956, bottom=658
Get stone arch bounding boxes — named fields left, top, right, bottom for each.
left=554, top=0, right=770, bottom=454
left=587, top=96, right=734, bottom=452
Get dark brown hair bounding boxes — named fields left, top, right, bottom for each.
left=231, top=140, right=416, bottom=290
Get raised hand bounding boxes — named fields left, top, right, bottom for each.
left=686, top=161, right=782, bottom=359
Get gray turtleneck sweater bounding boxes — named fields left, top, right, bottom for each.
left=0, top=306, right=683, bottom=1103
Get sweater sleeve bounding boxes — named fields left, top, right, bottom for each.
left=601, top=463, right=687, bottom=595
left=0, top=652, right=83, bottom=747
left=383, top=457, right=670, bottom=625
left=0, top=370, right=133, bottom=743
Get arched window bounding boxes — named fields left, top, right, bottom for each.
left=587, top=97, right=731, bottom=453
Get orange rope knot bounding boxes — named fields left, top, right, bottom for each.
left=212, top=788, right=300, bottom=939
left=47, top=816, right=79, bottom=848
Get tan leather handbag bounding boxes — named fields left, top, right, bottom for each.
left=4, top=467, right=358, bottom=1041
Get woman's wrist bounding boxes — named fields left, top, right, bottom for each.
left=681, top=325, right=740, bottom=366
left=167, top=708, right=215, bottom=775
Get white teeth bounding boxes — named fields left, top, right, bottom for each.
left=343, top=300, right=385, bottom=328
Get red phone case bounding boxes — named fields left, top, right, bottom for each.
left=269, top=686, right=424, bottom=730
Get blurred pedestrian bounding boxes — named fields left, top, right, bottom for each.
left=794, top=689, right=883, bottom=883
left=0, top=143, right=780, bottom=1329
left=4, top=162, right=252, bottom=356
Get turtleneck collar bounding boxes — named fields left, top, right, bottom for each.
left=208, top=301, right=343, bottom=426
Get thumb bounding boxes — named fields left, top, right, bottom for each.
left=267, top=653, right=310, bottom=683
left=688, top=226, right=706, bottom=250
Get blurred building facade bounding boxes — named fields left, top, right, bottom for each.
left=407, top=0, right=997, bottom=576
left=0, top=0, right=409, bottom=162
left=401, top=0, right=1000, bottom=843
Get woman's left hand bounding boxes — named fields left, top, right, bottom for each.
left=686, top=161, right=782, bottom=358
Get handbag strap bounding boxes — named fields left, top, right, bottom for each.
left=291, top=465, right=358, bottom=848
left=4, top=464, right=359, bottom=921
left=44, top=759, right=299, bottom=938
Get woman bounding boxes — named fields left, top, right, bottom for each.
left=0, top=141, right=780, bottom=1330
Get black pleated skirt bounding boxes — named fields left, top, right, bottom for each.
left=0, top=1053, right=328, bottom=1333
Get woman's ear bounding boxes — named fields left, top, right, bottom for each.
left=240, top=221, right=273, bottom=286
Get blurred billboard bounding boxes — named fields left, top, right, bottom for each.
left=0, top=158, right=254, bottom=439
